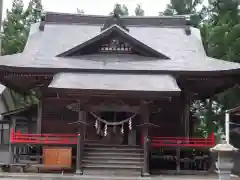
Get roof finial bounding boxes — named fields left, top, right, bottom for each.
left=101, top=10, right=129, bottom=32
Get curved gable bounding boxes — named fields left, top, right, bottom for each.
left=57, top=25, right=170, bottom=59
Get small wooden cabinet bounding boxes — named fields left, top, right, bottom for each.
left=43, top=147, right=72, bottom=169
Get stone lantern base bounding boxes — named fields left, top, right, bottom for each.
left=211, top=141, right=238, bottom=180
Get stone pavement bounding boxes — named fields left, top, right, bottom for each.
left=0, top=173, right=239, bottom=180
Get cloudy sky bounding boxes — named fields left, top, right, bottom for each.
left=3, top=0, right=171, bottom=16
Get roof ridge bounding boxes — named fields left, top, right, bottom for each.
left=45, top=12, right=187, bottom=27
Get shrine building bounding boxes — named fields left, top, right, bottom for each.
left=0, top=12, right=239, bottom=176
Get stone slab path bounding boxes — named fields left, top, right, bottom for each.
left=0, top=173, right=239, bottom=180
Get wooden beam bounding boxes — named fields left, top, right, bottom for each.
left=46, top=87, right=180, bottom=99
left=75, top=128, right=82, bottom=174
left=182, top=93, right=190, bottom=138
left=85, top=104, right=139, bottom=113
left=9, top=117, right=16, bottom=164
left=141, top=101, right=150, bottom=177
left=36, top=100, right=42, bottom=134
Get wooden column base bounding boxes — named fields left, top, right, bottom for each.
left=142, top=172, right=150, bottom=177
left=75, top=169, right=83, bottom=175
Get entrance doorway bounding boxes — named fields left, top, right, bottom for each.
left=99, top=112, right=128, bottom=145
left=95, top=111, right=140, bottom=145
left=86, top=111, right=141, bottom=145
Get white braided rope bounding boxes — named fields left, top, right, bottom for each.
left=104, top=124, right=108, bottom=136
left=90, top=112, right=137, bottom=126
left=129, top=118, right=132, bottom=130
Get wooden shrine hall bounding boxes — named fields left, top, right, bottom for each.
left=0, top=12, right=240, bottom=176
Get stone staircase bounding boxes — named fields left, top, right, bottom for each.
left=82, top=143, right=143, bottom=176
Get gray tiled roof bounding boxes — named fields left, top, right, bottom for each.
left=49, top=73, right=181, bottom=93
left=0, top=12, right=239, bottom=74
left=28, top=23, right=206, bottom=60
left=1, top=54, right=240, bottom=72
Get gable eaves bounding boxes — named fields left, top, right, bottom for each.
left=56, top=24, right=170, bottom=59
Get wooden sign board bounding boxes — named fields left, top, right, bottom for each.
left=43, top=147, right=72, bottom=169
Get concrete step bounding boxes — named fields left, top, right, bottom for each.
left=84, top=147, right=143, bottom=152
left=83, top=163, right=142, bottom=169
left=83, top=168, right=141, bottom=176
left=84, top=151, right=143, bottom=157
left=84, top=156, right=144, bottom=161
left=83, top=159, right=143, bottom=165
left=84, top=143, right=141, bottom=148
left=82, top=143, right=143, bottom=176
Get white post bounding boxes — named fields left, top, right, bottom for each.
left=225, top=111, right=230, bottom=144
left=0, top=0, right=3, bottom=55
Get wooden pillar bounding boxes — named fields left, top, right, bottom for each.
left=176, top=147, right=180, bottom=172
left=36, top=100, right=42, bottom=164
left=183, top=94, right=190, bottom=138
left=9, top=117, right=16, bottom=164
left=36, top=100, right=42, bottom=134
left=75, top=125, right=82, bottom=174
left=141, top=102, right=150, bottom=177
left=75, top=111, right=86, bottom=175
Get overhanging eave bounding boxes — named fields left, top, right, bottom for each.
left=49, top=73, right=181, bottom=96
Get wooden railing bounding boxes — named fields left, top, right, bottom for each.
left=11, top=130, right=215, bottom=147
left=10, top=130, right=78, bottom=145
left=150, top=133, right=215, bottom=148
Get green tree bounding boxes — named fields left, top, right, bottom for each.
left=76, top=8, right=84, bottom=14
left=135, top=4, right=144, bottom=16
left=2, top=0, right=42, bottom=107
left=162, top=0, right=204, bottom=27
left=206, top=0, right=240, bottom=119
left=2, top=0, right=42, bottom=55
left=196, top=0, right=240, bottom=140
left=163, top=0, right=202, bottom=15
left=110, top=3, right=129, bottom=16
left=162, top=0, right=240, bottom=140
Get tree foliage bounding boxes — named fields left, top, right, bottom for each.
left=76, top=8, right=84, bottom=14
left=2, top=0, right=42, bottom=55
left=163, top=0, right=203, bottom=15
left=163, top=0, right=240, bottom=141
left=135, top=4, right=145, bottom=16
left=110, top=3, right=129, bottom=16
left=2, top=0, right=42, bottom=107
left=162, top=0, right=204, bottom=27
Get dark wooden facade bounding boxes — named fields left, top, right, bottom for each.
left=0, top=12, right=239, bottom=175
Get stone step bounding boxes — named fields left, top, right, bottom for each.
left=83, top=159, right=143, bottom=165
left=84, top=156, right=144, bottom=161
left=84, top=143, right=141, bottom=148
left=85, top=151, right=143, bottom=157
left=83, top=168, right=141, bottom=176
left=84, top=147, right=143, bottom=152
left=83, top=163, right=142, bottom=169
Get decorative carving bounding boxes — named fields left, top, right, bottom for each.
left=99, top=38, right=133, bottom=53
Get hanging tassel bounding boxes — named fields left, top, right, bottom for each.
left=104, top=124, right=108, bottom=136
left=97, top=121, right=101, bottom=135
left=95, top=119, right=98, bottom=129
left=129, top=118, right=132, bottom=130
left=121, top=124, right=124, bottom=134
